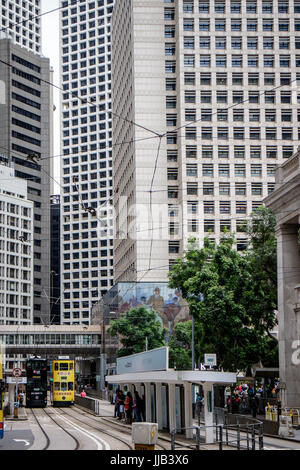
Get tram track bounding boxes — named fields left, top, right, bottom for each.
left=53, top=406, right=133, bottom=450
left=29, top=407, right=80, bottom=450
left=69, top=405, right=175, bottom=451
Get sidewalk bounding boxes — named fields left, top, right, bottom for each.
left=92, top=398, right=300, bottom=444
left=5, top=406, right=27, bottom=421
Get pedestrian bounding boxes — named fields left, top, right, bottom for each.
left=80, top=390, right=86, bottom=398
left=250, top=394, right=259, bottom=418
left=226, top=395, right=231, bottom=413
left=114, top=389, right=120, bottom=418
left=118, top=391, right=125, bottom=420
left=19, top=391, right=25, bottom=407
left=133, top=391, right=142, bottom=422
left=232, top=393, right=240, bottom=414
left=195, top=393, right=203, bottom=423
left=125, top=391, right=133, bottom=424
left=140, top=394, right=146, bottom=422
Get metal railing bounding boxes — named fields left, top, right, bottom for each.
left=170, top=421, right=264, bottom=451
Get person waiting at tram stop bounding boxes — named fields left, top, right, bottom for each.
left=133, top=391, right=143, bottom=422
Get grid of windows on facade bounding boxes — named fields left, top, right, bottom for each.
left=1, top=0, right=41, bottom=54
left=164, top=0, right=297, bottom=258
left=0, top=198, right=33, bottom=325
left=60, top=0, right=114, bottom=324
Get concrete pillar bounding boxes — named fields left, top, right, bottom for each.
left=276, top=224, right=300, bottom=408
left=8, top=383, right=15, bottom=416
left=168, top=383, right=176, bottom=432
left=145, top=383, right=151, bottom=422
left=184, top=382, right=193, bottom=439
left=155, top=383, right=163, bottom=430
left=203, top=383, right=214, bottom=444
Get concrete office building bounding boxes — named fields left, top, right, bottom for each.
left=0, top=38, right=51, bottom=324
left=112, top=0, right=300, bottom=283
left=0, top=0, right=41, bottom=55
left=0, top=163, right=34, bottom=326
left=59, top=0, right=114, bottom=324
left=0, top=163, right=34, bottom=371
left=50, top=194, right=61, bottom=325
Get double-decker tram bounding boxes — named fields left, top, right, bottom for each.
left=26, top=357, right=48, bottom=408
left=52, top=360, right=75, bottom=407
left=0, top=350, right=4, bottom=439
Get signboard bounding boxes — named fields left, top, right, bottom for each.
left=117, top=347, right=169, bottom=375
left=7, top=377, right=27, bottom=384
left=204, top=354, right=217, bottom=367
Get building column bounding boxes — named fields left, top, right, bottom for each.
left=168, top=383, right=176, bottom=432
left=203, top=383, right=214, bottom=444
left=184, top=382, right=193, bottom=439
left=145, top=383, right=151, bottom=422
left=155, top=383, right=163, bottom=430
left=276, top=224, right=300, bottom=408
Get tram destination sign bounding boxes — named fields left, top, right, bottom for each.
left=117, top=347, right=169, bottom=375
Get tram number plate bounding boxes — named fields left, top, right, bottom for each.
left=134, top=444, right=155, bottom=451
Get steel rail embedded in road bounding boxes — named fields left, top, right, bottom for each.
left=54, top=406, right=133, bottom=450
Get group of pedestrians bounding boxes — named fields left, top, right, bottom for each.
left=114, top=389, right=145, bottom=424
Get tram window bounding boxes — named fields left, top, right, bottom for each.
left=54, top=382, right=60, bottom=391
left=61, top=382, right=67, bottom=391
left=69, top=363, right=73, bottom=371
left=0, top=396, right=2, bottom=410
left=60, top=363, right=69, bottom=371
left=54, top=363, right=59, bottom=371
left=68, top=383, right=74, bottom=391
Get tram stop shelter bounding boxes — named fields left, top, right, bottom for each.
left=106, top=347, right=236, bottom=443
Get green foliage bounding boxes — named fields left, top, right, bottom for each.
left=168, top=321, right=192, bottom=370
left=107, top=306, right=166, bottom=358
left=168, top=209, right=278, bottom=373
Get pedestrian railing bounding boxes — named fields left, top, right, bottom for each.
left=170, top=420, right=263, bottom=451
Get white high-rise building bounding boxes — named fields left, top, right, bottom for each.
left=0, top=0, right=41, bottom=54
left=59, top=0, right=114, bottom=324
left=0, top=163, right=34, bottom=326
left=112, top=0, right=300, bottom=282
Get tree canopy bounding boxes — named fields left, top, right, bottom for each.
left=168, top=207, right=278, bottom=373
left=107, top=306, right=166, bottom=358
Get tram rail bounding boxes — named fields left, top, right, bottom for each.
left=54, top=406, right=133, bottom=450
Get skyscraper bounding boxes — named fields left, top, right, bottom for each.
left=0, top=0, right=41, bottom=55
left=112, top=0, right=299, bottom=282
left=0, top=163, right=34, bottom=326
left=0, top=38, right=51, bottom=324
left=59, top=0, right=114, bottom=324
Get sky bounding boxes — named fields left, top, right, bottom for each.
left=41, top=0, right=60, bottom=194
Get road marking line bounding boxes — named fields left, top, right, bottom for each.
left=51, top=408, right=110, bottom=450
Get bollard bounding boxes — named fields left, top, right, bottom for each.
left=132, top=423, right=158, bottom=451
left=14, top=402, right=19, bottom=419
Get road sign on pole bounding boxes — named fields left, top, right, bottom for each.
left=204, top=354, right=217, bottom=367
left=12, top=368, right=22, bottom=378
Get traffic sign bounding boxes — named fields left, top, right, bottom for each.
left=7, top=377, right=27, bottom=384
left=12, top=368, right=22, bottom=377
left=204, top=354, right=217, bottom=367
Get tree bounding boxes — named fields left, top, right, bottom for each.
left=168, top=231, right=278, bottom=373
left=107, top=306, right=166, bottom=358
left=168, top=320, right=215, bottom=370
left=168, top=321, right=192, bottom=370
